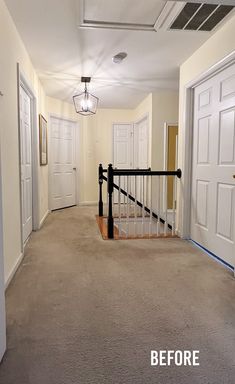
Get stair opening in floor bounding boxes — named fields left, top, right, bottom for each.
left=97, top=164, right=182, bottom=240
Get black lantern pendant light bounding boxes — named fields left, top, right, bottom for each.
left=73, top=77, right=99, bottom=116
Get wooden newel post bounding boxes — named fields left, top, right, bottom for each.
left=98, top=164, right=103, bottom=217
left=107, top=163, right=114, bottom=239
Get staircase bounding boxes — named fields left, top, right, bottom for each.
left=97, top=164, right=182, bottom=240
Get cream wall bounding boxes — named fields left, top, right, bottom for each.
left=0, top=0, right=46, bottom=283
left=152, top=90, right=179, bottom=170
left=47, top=96, right=134, bottom=204
left=134, top=93, right=152, bottom=166
left=83, top=108, right=134, bottom=203
left=134, top=93, right=152, bottom=121
left=178, top=13, right=235, bottom=237
left=47, top=92, right=179, bottom=205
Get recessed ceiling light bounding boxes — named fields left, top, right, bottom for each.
left=112, top=52, right=127, bottom=64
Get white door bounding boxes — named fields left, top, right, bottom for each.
left=113, top=119, right=149, bottom=202
left=113, top=123, right=134, bottom=169
left=20, top=86, right=33, bottom=243
left=50, top=117, right=76, bottom=210
left=191, top=63, right=235, bottom=267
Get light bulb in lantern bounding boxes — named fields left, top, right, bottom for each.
left=81, top=96, right=93, bottom=112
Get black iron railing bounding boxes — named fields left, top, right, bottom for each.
left=98, top=163, right=182, bottom=239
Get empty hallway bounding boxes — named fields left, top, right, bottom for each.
left=0, top=206, right=235, bottom=384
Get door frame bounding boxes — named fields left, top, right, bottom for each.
left=163, top=122, right=178, bottom=215
left=180, top=51, right=235, bottom=240
left=17, top=64, right=40, bottom=251
left=48, top=114, right=80, bottom=210
left=163, top=122, right=178, bottom=172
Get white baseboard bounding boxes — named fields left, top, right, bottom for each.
left=5, top=252, right=24, bottom=290
left=39, top=210, right=50, bottom=228
left=79, top=201, right=97, bottom=206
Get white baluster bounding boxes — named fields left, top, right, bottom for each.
left=164, top=175, right=168, bottom=236
left=134, top=175, right=137, bottom=237
left=124, top=175, right=126, bottom=219
left=126, top=175, right=129, bottom=238
left=149, top=175, right=152, bottom=238
left=142, top=175, right=145, bottom=237
left=106, top=180, right=108, bottom=218
left=172, top=175, right=177, bottom=236
left=118, top=175, right=121, bottom=237
left=157, top=176, right=160, bottom=236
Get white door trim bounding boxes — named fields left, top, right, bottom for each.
left=163, top=122, right=178, bottom=172
left=180, top=51, right=235, bottom=240
left=163, top=122, right=178, bottom=217
left=17, top=64, right=40, bottom=252
left=48, top=114, right=80, bottom=209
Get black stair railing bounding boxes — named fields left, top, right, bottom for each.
left=98, top=163, right=182, bottom=239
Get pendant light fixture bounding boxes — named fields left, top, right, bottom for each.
left=73, top=77, right=99, bottom=116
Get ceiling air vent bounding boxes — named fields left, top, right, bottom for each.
left=169, top=3, right=234, bottom=32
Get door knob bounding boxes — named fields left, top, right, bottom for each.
left=233, top=175, right=235, bottom=179
left=73, top=167, right=77, bottom=171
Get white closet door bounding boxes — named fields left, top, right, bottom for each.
left=50, top=117, right=76, bottom=211
left=20, top=86, right=33, bottom=243
left=191, top=63, right=235, bottom=267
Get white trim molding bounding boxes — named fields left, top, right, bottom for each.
left=5, top=252, right=24, bottom=290
left=79, top=201, right=97, bottom=206
left=39, top=210, right=50, bottom=229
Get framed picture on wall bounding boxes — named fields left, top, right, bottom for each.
left=39, top=114, right=48, bottom=166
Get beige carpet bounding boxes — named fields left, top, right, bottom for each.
left=0, top=206, right=235, bottom=384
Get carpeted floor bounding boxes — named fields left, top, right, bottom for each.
left=0, top=206, right=235, bottom=384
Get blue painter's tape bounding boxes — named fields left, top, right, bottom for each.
left=189, top=239, right=234, bottom=272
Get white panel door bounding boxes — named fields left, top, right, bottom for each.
left=113, top=124, right=133, bottom=169
left=191, top=63, right=235, bottom=267
left=50, top=117, right=76, bottom=210
left=20, top=86, right=33, bottom=243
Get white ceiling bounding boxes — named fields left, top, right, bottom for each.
left=83, top=0, right=166, bottom=25
left=4, top=0, right=235, bottom=108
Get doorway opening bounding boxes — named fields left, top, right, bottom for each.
left=163, top=123, right=178, bottom=225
